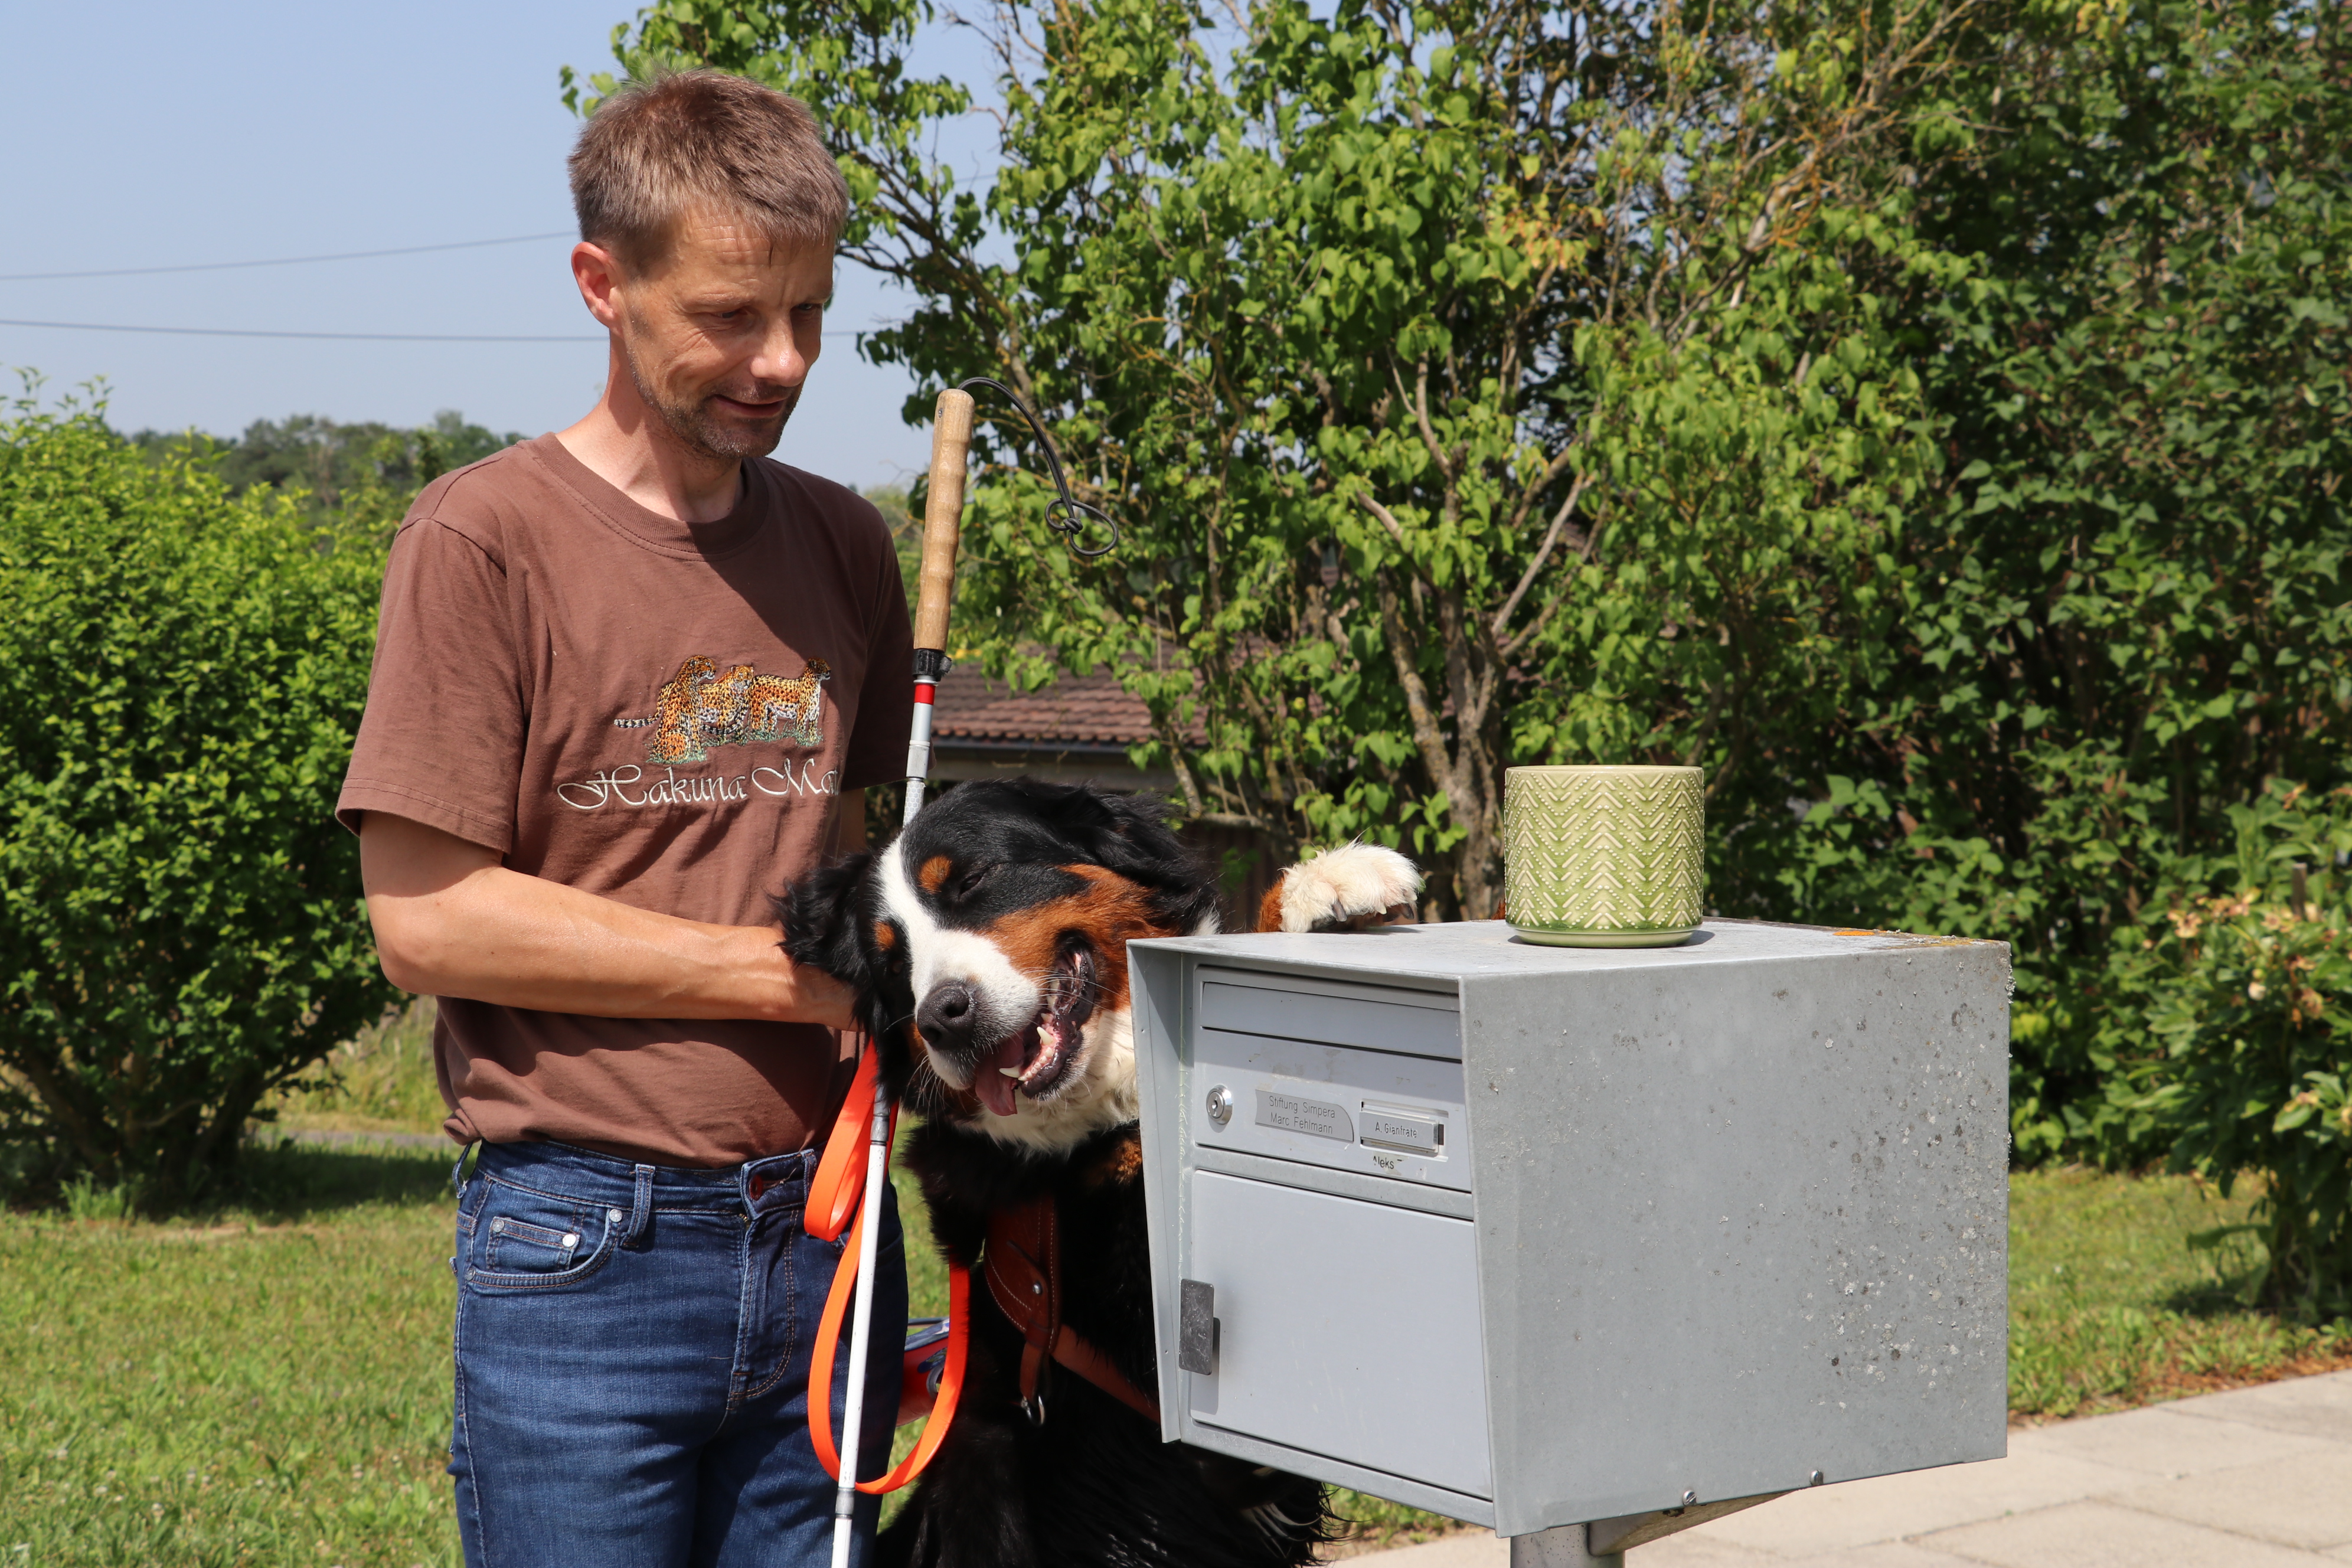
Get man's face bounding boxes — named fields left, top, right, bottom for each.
left=599, top=210, right=833, bottom=463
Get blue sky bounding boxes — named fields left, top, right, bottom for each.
left=0, top=2, right=993, bottom=493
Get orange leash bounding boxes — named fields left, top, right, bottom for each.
left=807, top=1048, right=890, bottom=1243
left=810, top=1203, right=972, bottom=1489
left=805, top=1044, right=969, bottom=1491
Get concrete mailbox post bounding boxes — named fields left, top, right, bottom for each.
left=1129, top=919, right=2011, bottom=1563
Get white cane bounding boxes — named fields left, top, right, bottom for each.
left=827, top=386, right=974, bottom=1568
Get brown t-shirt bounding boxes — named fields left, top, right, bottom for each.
left=337, top=434, right=911, bottom=1166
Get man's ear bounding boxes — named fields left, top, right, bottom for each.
left=775, top=852, right=876, bottom=988
left=571, top=239, right=624, bottom=331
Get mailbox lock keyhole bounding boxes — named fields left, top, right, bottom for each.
left=1205, top=1083, right=1234, bottom=1128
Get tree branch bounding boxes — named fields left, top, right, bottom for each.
left=1355, top=491, right=1438, bottom=590
left=1373, top=564, right=1462, bottom=810
left=1491, top=471, right=1594, bottom=642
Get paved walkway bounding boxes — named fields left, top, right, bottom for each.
left=1360, top=1370, right=2352, bottom=1566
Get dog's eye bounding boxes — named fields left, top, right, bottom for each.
left=956, top=866, right=993, bottom=899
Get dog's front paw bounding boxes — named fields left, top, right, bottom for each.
left=1263, top=842, right=1425, bottom=934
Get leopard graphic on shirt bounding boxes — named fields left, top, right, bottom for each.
left=613, top=654, right=833, bottom=764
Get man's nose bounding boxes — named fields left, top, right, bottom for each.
left=916, top=980, right=978, bottom=1054
left=749, top=314, right=811, bottom=390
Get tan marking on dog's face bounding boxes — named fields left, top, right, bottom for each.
left=873, top=920, right=897, bottom=952
left=1081, top=1129, right=1145, bottom=1189
left=919, top=855, right=953, bottom=894
left=972, top=864, right=1167, bottom=1012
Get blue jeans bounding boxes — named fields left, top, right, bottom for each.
left=449, top=1141, right=908, bottom=1568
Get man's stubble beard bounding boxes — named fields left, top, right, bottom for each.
left=622, top=333, right=799, bottom=464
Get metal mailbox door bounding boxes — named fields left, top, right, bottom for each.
left=1185, top=1170, right=1492, bottom=1500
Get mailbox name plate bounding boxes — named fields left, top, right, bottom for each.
left=1194, top=1022, right=1471, bottom=1190
left=1360, top=1106, right=1443, bottom=1154
left=1256, top=1090, right=1353, bottom=1142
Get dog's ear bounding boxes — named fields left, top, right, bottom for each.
left=775, top=852, right=876, bottom=986
left=1088, top=789, right=1187, bottom=863
left=1018, top=782, right=1168, bottom=865
left=1034, top=783, right=1223, bottom=931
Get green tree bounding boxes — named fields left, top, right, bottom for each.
left=571, top=0, right=1977, bottom=917
left=128, top=409, right=523, bottom=530
left=0, top=391, right=400, bottom=1205
left=572, top=0, right=2352, bottom=1167
left=1775, top=0, right=2352, bottom=1160
left=863, top=481, right=925, bottom=604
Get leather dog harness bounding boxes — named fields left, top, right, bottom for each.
left=984, top=1192, right=1162, bottom=1424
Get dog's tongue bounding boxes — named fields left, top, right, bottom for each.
left=975, top=1029, right=1031, bottom=1118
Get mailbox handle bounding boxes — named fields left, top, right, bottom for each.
left=1178, top=1278, right=1219, bottom=1376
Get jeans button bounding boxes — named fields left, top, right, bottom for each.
left=608, top=1208, right=623, bottom=1225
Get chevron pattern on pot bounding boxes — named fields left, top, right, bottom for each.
left=1503, top=766, right=1705, bottom=935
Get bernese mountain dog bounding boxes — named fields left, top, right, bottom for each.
left=781, top=779, right=1422, bottom=1568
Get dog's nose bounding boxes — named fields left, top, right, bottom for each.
left=916, top=980, right=978, bottom=1053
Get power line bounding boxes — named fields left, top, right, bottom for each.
left=0, top=232, right=578, bottom=283
left=0, top=317, right=867, bottom=343
left=0, top=318, right=601, bottom=344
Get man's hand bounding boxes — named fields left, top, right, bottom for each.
left=360, top=806, right=863, bottom=1029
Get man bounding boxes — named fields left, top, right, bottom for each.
left=339, top=71, right=913, bottom=1568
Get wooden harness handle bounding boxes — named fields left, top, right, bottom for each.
left=915, top=388, right=975, bottom=652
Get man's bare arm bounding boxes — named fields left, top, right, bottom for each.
left=360, top=802, right=868, bottom=1027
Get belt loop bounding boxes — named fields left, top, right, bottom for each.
left=451, top=1140, right=480, bottom=1201
left=623, top=1164, right=655, bottom=1249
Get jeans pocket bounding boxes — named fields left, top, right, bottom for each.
left=465, top=1180, right=621, bottom=1293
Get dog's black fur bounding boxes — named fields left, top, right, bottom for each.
left=871, top=1122, right=1327, bottom=1568
left=783, top=780, right=1221, bottom=1115
left=781, top=781, right=1328, bottom=1568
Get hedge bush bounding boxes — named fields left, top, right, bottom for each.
left=1762, top=0, right=2352, bottom=1164
left=0, top=394, right=400, bottom=1206
left=2085, top=784, right=2352, bottom=1317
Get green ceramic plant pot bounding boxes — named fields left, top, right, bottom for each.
left=1502, top=765, right=1705, bottom=947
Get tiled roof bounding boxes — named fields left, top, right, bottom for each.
left=931, top=665, right=1179, bottom=749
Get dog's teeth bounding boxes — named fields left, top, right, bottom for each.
left=999, top=1067, right=1023, bottom=1079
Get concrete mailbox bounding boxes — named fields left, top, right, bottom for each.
left=1129, top=919, right=2011, bottom=1562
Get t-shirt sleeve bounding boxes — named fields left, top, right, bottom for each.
left=839, top=534, right=913, bottom=794
left=335, top=515, right=525, bottom=852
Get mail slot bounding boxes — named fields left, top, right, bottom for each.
left=1191, top=983, right=1472, bottom=1193
left=1129, top=919, right=2013, bottom=1552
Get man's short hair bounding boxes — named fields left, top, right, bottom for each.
left=569, top=69, right=849, bottom=270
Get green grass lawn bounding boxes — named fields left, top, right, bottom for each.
left=2008, top=1165, right=2352, bottom=1420
left=0, top=1135, right=952, bottom=1568
left=7, top=1016, right=2349, bottom=1563
left=0, top=1142, right=462, bottom=1568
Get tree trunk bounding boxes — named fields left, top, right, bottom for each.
left=1452, top=804, right=1505, bottom=922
